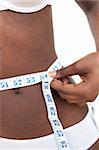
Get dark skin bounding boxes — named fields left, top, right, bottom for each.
left=0, top=5, right=87, bottom=139
left=0, top=1, right=99, bottom=150
left=50, top=1, right=99, bottom=107
left=50, top=1, right=99, bottom=149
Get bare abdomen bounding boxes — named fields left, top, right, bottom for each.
left=0, top=6, right=88, bottom=140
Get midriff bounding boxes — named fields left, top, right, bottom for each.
left=0, top=6, right=88, bottom=140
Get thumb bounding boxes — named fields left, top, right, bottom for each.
left=49, top=62, right=80, bottom=79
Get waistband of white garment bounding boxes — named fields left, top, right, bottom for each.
left=0, top=110, right=99, bottom=150
left=0, top=0, right=52, bottom=13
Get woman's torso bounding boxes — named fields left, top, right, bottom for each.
left=0, top=6, right=88, bottom=140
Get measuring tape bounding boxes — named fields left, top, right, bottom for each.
left=0, top=59, right=70, bottom=150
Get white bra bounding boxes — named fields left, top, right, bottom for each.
left=0, top=0, right=51, bottom=13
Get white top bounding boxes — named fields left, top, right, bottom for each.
left=0, top=0, right=51, bottom=13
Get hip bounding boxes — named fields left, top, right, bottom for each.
left=0, top=110, right=98, bottom=150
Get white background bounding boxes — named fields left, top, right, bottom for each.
left=51, top=0, right=99, bottom=128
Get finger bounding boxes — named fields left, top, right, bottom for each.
left=61, top=82, right=85, bottom=96
left=58, top=93, right=78, bottom=102
left=49, top=62, right=78, bottom=79
left=51, top=78, right=85, bottom=96
left=57, top=91, right=82, bottom=103
left=49, top=54, right=94, bottom=79
left=51, top=78, right=74, bottom=93
left=50, top=79, right=64, bottom=92
left=57, top=88, right=88, bottom=107
left=61, top=77, right=69, bottom=84
left=65, top=96, right=86, bottom=106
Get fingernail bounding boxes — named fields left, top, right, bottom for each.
left=49, top=71, right=57, bottom=77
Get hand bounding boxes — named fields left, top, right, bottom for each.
left=49, top=52, right=99, bottom=106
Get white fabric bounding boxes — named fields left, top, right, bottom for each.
left=0, top=59, right=99, bottom=149
left=0, top=111, right=99, bottom=150
left=0, top=0, right=51, bottom=13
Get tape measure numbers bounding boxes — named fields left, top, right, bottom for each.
left=0, top=59, right=71, bottom=150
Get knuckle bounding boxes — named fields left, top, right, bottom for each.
left=81, top=88, right=87, bottom=98
left=82, top=91, right=89, bottom=100
left=84, top=85, right=94, bottom=100
left=66, top=96, right=75, bottom=103
left=88, top=94, right=98, bottom=102
left=80, top=86, right=91, bottom=100
left=74, top=62, right=81, bottom=72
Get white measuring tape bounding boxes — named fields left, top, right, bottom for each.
left=0, top=59, right=70, bottom=150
